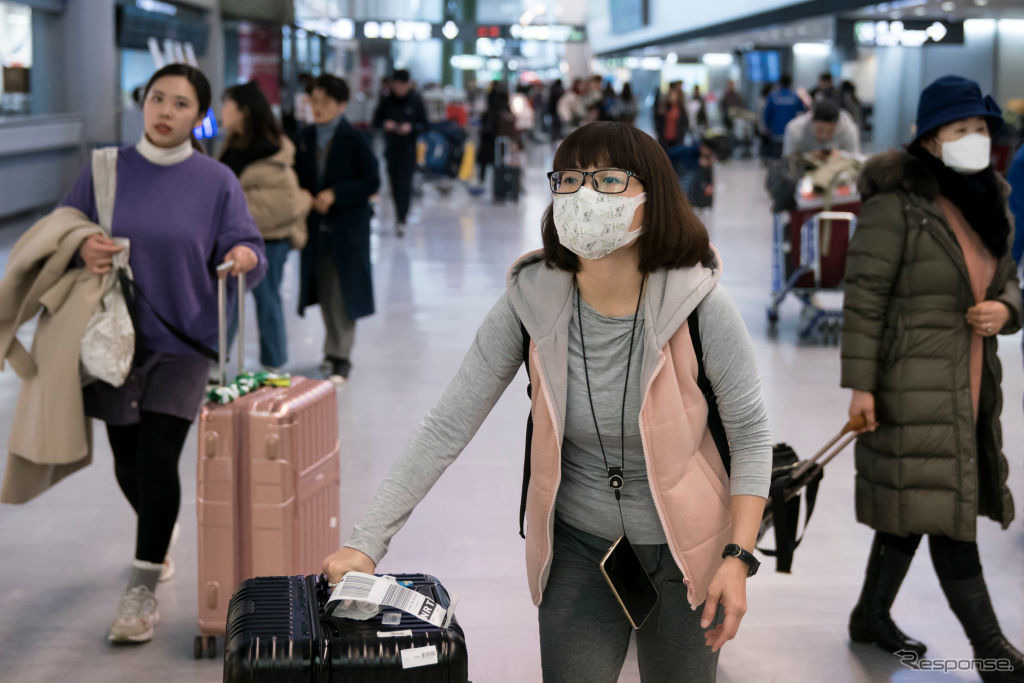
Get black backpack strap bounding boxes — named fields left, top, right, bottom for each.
left=123, top=276, right=219, bottom=361
left=518, top=321, right=533, bottom=539
left=688, top=308, right=731, bottom=475
left=757, top=466, right=823, bottom=572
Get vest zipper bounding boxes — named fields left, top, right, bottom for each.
left=532, top=344, right=564, bottom=600
left=637, top=352, right=700, bottom=607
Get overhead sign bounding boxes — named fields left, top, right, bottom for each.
left=295, top=18, right=586, bottom=43
left=843, top=19, right=964, bottom=47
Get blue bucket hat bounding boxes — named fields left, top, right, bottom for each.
left=914, top=75, right=1002, bottom=142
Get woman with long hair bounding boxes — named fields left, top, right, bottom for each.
left=219, top=81, right=310, bottom=372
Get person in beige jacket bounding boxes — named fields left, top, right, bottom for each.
left=220, top=81, right=311, bottom=370
left=0, top=207, right=103, bottom=504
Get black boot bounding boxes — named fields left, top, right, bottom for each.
left=939, top=575, right=1024, bottom=682
left=849, top=537, right=928, bottom=656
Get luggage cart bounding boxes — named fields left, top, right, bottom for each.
left=768, top=173, right=860, bottom=343
left=416, top=120, right=470, bottom=197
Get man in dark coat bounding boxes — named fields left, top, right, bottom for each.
left=371, top=69, right=427, bottom=236
left=296, top=74, right=381, bottom=383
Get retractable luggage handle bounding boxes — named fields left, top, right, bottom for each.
left=757, top=414, right=868, bottom=562
left=495, top=136, right=512, bottom=167
left=216, top=261, right=245, bottom=387
left=781, top=414, right=866, bottom=499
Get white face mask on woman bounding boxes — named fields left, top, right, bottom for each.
left=552, top=186, right=647, bottom=260
left=941, top=133, right=991, bottom=173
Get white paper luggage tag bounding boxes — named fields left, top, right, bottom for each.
left=400, top=645, right=439, bottom=669
left=327, top=572, right=447, bottom=628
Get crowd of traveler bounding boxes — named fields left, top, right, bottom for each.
left=1, top=55, right=1023, bottom=683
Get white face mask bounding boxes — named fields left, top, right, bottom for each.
left=552, top=186, right=647, bottom=260
left=941, top=133, right=991, bottom=173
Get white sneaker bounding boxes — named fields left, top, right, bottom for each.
left=108, top=585, right=160, bottom=643
left=159, top=522, right=180, bottom=583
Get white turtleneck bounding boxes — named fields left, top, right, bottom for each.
left=136, top=134, right=194, bottom=166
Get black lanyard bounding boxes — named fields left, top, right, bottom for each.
left=576, top=274, right=646, bottom=538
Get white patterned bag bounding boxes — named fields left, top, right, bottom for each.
left=80, top=147, right=135, bottom=387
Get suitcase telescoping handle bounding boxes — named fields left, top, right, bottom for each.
left=786, top=415, right=867, bottom=487
left=496, top=136, right=511, bottom=167
left=216, top=261, right=245, bottom=387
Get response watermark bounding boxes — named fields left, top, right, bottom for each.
left=896, top=649, right=1016, bottom=673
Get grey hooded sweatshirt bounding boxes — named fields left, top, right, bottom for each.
left=345, top=251, right=772, bottom=563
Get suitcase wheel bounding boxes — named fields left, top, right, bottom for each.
left=194, top=634, right=217, bottom=659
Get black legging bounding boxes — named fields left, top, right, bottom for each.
left=876, top=530, right=982, bottom=581
left=107, top=411, right=192, bottom=564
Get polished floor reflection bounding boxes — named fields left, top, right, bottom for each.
left=0, top=153, right=1021, bottom=683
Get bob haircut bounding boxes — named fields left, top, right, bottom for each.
left=542, top=121, right=709, bottom=273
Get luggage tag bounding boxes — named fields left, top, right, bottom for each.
left=326, top=572, right=448, bottom=628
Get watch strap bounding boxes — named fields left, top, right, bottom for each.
left=722, top=543, right=760, bottom=577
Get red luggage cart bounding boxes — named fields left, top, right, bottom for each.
left=767, top=173, right=861, bottom=343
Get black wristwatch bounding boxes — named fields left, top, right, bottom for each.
left=722, top=544, right=760, bottom=577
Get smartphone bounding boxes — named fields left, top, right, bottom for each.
left=599, top=536, right=660, bottom=630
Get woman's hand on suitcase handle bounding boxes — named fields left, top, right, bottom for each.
left=323, top=546, right=376, bottom=585
left=79, top=234, right=124, bottom=275
left=221, top=246, right=258, bottom=277
left=848, top=390, right=876, bottom=432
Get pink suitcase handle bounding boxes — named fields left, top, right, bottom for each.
left=216, top=262, right=245, bottom=386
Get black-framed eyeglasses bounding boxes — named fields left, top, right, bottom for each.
left=547, top=169, right=644, bottom=195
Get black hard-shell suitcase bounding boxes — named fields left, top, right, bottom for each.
left=492, top=136, right=521, bottom=202
left=224, top=573, right=469, bottom=682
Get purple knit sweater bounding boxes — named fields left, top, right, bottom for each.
left=61, top=146, right=267, bottom=357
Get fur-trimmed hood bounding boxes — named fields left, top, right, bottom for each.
left=857, top=149, right=1010, bottom=202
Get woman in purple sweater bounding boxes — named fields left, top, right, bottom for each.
left=62, top=64, right=266, bottom=644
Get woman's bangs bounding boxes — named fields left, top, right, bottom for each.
left=552, top=124, right=640, bottom=175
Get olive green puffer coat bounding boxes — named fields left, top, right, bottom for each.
left=841, top=150, right=1021, bottom=541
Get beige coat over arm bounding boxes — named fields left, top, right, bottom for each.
left=0, top=207, right=104, bottom=504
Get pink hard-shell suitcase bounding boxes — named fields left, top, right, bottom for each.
left=194, top=266, right=340, bottom=659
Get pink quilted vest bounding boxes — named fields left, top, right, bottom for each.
left=522, top=319, right=732, bottom=610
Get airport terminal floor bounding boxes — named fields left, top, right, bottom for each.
left=0, top=149, right=1021, bottom=682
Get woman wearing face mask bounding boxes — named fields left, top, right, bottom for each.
left=842, top=75, right=1023, bottom=680
left=61, top=64, right=266, bottom=644
left=322, top=122, right=772, bottom=681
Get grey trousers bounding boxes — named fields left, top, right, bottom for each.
left=315, top=250, right=356, bottom=361
left=538, top=517, right=724, bottom=682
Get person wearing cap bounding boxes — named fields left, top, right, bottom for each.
left=841, top=75, right=1024, bottom=680
left=781, top=101, right=861, bottom=158
left=371, top=69, right=428, bottom=237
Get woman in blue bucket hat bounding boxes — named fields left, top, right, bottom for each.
left=841, top=74, right=1023, bottom=681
